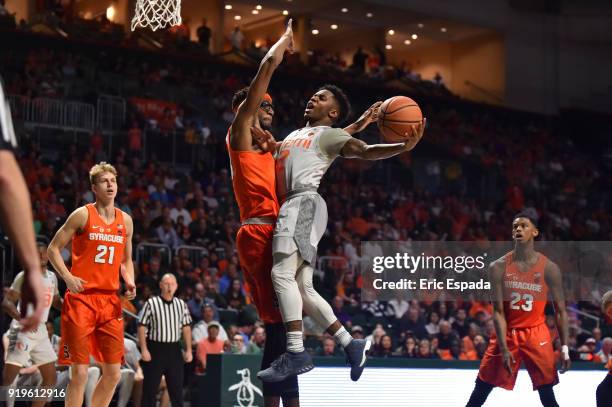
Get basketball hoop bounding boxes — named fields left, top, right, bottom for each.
left=131, top=0, right=182, bottom=32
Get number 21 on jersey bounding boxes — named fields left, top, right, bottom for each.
left=94, top=245, right=115, bottom=264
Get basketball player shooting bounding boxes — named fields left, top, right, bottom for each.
left=254, top=87, right=425, bottom=383
left=466, top=213, right=570, bottom=407
left=226, top=20, right=300, bottom=407
left=47, top=162, right=136, bottom=407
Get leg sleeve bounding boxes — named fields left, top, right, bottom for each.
left=296, top=261, right=337, bottom=330
left=84, top=366, right=101, bottom=407
left=117, top=369, right=135, bottom=407
left=271, top=251, right=303, bottom=323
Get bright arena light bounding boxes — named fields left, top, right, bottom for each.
left=312, top=29, right=319, bottom=35
left=441, top=27, right=447, bottom=32
left=418, top=22, right=424, bottom=28
left=388, top=29, right=395, bottom=35
left=341, top=8, right=348, bottom=13
left=282, top=10, right=289, bottom=15
left=331, top=24, right=338, bottom=30
left=252, top=10, right=259, bottom=14
left=225, top=4, right=232, bottom=10
left=234, top=15, right=241, bottom=20
left=385, top=44, right=392, bottom=50
left=256, top=5, right=262, bottom=10
left=366, top=12, right=373, bottom=18
left=106, top=5, right=115, bottom=21
left=412, top=34, right=418, bottom=39
left=404, top=39, right=411, bottom=45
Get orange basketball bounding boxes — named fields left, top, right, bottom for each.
left=377, top=96, right=423, bottom=142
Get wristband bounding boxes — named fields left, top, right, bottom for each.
left=561, top=345, right=570, bottom=360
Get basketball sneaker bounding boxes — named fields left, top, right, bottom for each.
left=257, top=350, right=314, bottom=382
left=345, top=339, right=371, bottom=381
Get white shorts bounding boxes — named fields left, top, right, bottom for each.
left=273, top=193, right=328, bottom=264
left=6, top=325, right=57, bottom=367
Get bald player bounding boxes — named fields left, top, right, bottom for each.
left=227, top=20, right=298, bottom=407
left=47, top=162, right=136, bottom=407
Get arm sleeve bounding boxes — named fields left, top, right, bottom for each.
left=139, top=300, right=151, bottom=326
left=318, top=128, right=352, bottom=158
left=182, top=301, right=193, bottom=326
left=10, top=271, right=25, bottom=293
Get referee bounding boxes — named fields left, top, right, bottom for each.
left=138, top=273, right=193, bottom=407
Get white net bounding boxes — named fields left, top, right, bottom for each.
left=131, top=0, right=182, bottom=32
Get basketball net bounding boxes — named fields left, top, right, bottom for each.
left=131, top=0, right=182, bottom=32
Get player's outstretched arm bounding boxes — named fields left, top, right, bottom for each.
left=489, top=260, right=515, bottom=375
left=340, top=118, right=425, bottom=160
left=545, top=261, right=570, bottom=373
left=121, top=213, right=136, bottom=300
left=230, top=19, right=293, bottom=150
left=47, top=207, right=88, bottom=293
left=0, top=151, right=44, bottom=331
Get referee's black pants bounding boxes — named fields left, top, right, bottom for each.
left=141, top=340, right=184, bottom=407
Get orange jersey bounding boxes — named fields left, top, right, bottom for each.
left=226, top=130, right=279, bottom=222
left=502, top=252, right=549, bottom=328
left=71, top=204, right=127, bottom=291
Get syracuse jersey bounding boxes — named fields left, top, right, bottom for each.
left=226, top=130, right=279, bottom=221
left=71, top=204, right=127, bottom=292
left=502, top=252, right=549, bottom=328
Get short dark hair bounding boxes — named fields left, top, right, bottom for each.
left=231, top=87, right=249, bottom=112
left=318, top=84, right=351, bottom=125
left=512, top=211, right=538, bottom=228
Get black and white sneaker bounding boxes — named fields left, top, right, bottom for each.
left=345, top=339, right=371, bottom=381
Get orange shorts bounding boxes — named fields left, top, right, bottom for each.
left=478, top=323, right=558, bottom=390
left=236, top=223, right=282, bottom=324
left=59, top=290, right=124, bottom=365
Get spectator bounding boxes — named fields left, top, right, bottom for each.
left=195, top=321, right=225, bottom=374
left=373, top=334, right=394, bottom=358
left=351, top=325, right=364, bottom=340
left=316, top=337, right=343, bottom=357
left=416, top=339, right=438, bottom=359
left=399, top=307, right=428, bottom=339
left=191, top=304, right=228, bottom=343
left=128, top=121, right=142, bottom=157
left=170, top=197, right=192, bottom=224
left=187, top=283, right=206, bottom=322
left=230, top=26, right=244, bottom=51
left=246, top=327, right=265, bottom=355
left=425, top=311, right=440, bottom=335
left=230, top=334, right=246, bottom=354
left=452, top=308, right=470, bottom=338
left=437, top=320, right=459, bottom=350
left=225, top=278, right=246, bottom=311
left=156, top=219, right=181, bottom=249
left=388, top=294, right=409, bottom=320
left=218, top=264, right=239, bottom=294
left=196, top=18, right=211, bottom=52
left=352, top=46, right=368, bottom=73
left=395, top=336, right=417, bottom=358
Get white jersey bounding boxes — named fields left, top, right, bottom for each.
left=9, top=270, right=58, bottom=333
left=275, top=126, right=351, bottom=198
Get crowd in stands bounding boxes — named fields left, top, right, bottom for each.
left=1, top=11, right=610, bottom=391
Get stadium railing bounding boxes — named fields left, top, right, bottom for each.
left=175, top=244, right=210, bottom=270
left=135, top=242, right=172, bottom=268
left=96, top=95, right=126, bottom=131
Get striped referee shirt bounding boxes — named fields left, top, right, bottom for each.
left=139, top=296, right=192, bottom=343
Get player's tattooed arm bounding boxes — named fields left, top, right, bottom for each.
left=490, top=259, right=515, bottom=375
left=47, top=207, right=88, bottom=293
left=121, top=213, right=136, bottom=300
left=340, top=119, right=426, bottom=159
left=545, top=260, right=570, bottom=373
left=230, top=19, right=293, bottom=151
